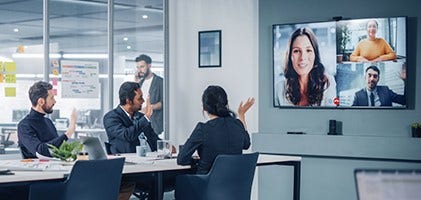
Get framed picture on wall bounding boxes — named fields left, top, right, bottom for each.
left=198, top=30, right=221, bottom=67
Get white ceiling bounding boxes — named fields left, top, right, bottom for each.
left=0, top=0, right=164, bottom=55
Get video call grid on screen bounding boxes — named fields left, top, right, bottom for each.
left=272, top=16, right=407, bottom=109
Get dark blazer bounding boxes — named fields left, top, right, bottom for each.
left=177, top=117, right=251, bottom=174
left=352, top=86, right=406, bottom=106
left=140, top=74, right=163, bottom=135
left=103, top=106, right=159, bottom=154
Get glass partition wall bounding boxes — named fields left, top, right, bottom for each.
left=0, top=0, right=165, bottom=144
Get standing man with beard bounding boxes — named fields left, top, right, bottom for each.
left=352, top=65, right=406, bottom=107
left=135, top=54, right=164, bottom=135
left=18, top=81, right=77, bottom=158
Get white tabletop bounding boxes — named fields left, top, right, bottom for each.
left=0, top=153, right=301, bottom=184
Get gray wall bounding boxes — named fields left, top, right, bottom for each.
left=259, top=0, right=420, bottom=136
left=257, top=0, right=421, bottom=199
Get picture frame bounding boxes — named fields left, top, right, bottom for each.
left=198, top=30, right=221, bottom=67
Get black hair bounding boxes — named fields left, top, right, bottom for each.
left=28, top=81, right=52, bottom=106
left=365, top=65, right=380, bottom=75
left=119, top=82, right=141, bottom=105
left=202, top=85, right=235, bottom=118
left=135, top=54, right=152, bottom=64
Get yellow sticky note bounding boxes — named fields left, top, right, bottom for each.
left=4, top=62, right=16, bottom=72
left=5, top=87, right=16, bottom=97
left=0, top=74, right=3, bottom=83
left=52, top=68, right=59, bottom=76
left=0, top=62, right=3, bottom=71
left=5, top=74, right=16, bottom=83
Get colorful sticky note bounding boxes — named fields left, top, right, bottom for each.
left=52, top=68, right=59, bottom=76
left=51, top=78, right=58, bottom=86
left=5, top=87, right=16, bottom=97
left=4, top=74, right=16, bottom=83
left=4, top=62, right=16, bottom=72
left=0, top=62, right=3, bottom=72
left=0, top=73, right=3, bottom=83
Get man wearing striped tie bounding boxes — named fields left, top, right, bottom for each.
left=352, top=65, right=406, bottom=107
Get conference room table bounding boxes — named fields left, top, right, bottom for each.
left=0, top=153, right=302, bottom=200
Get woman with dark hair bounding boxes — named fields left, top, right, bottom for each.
left=177, top=85, right=254, bottom=174
left=276, top=27, right=336, bottom=106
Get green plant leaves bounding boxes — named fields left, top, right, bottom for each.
left=48, top=141, right=83, bottom=161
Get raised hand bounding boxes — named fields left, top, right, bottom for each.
left=66, top=108, right=77, bottom=138
left=144, top=97, right=153, bottom=119
left=238, top=97, right=255, bottom=117
left=400, top=63, right=406, bottom=81
left=237, top=97, right=255, bottom=130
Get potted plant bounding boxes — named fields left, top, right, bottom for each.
left=411, top=122, right=421, bottom=138
left=336, top=23, right=351, bottom=63
left=48, top=141, right=83, bottom=161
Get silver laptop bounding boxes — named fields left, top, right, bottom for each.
left=79, top=136, right=108, bottom=160
left=355, top=169, right=421, bottom=200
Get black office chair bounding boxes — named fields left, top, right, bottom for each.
left=29, top=157, right=125, bottom=200
left=175, top=152, right=259, bottom=200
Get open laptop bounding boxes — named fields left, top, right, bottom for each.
left=355, top=169, right=421, bottom=200
left=79, top=136, right=108, bottom=160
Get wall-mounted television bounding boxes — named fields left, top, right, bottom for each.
left=273, top=16, right=406, bottom=109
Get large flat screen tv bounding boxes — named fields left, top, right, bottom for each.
left=273, top=16, right=407, bottom=109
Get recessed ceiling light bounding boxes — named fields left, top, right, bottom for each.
left=142, top=15, right=148, bottom=19
left=127, top=45, right=131, bottom=49
left=123, top=37, right=128, bottom=41
left=13, top=28, right=19, bottom=32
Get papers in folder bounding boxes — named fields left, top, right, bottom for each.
left=123, top=154, right=155, bottom=165
left=0, top=159, right=73, bottom=171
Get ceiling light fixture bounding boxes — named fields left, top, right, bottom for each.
left=12, top=53, right=61, bottom=58
left=11, top=53, right=107, bottom=59
left=62, top=53, right=108, bottom=59
left=142, top=15, right=148, bottom=19
left=0, top=56, right=13, bottom=62
left=13, top=28, right=19, bottom=32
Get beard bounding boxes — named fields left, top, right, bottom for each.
left=42, top=104, right=54, bottom=114
left=138, top=68, right=151, bottom=79
left=368, top=81, right=377, bottom=90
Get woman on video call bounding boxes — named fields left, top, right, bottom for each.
left=276, top=27, right=336, bottom=106
left=350, top=19, right=396, bottom=62
left=177, top=85, right=254, bottom=174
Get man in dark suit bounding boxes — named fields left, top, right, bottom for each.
left=352, top=65, right=405, bottom=106
left=104, top=82, right=177, bottom=200
left=135, top=54, right=164, bottom=135
left=103, top=81, right=159, bottom=154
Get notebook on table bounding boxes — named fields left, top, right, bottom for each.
left=355, top=169, right=421, bottom=200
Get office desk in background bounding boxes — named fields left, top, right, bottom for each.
left=0, top=153, right=302, bottom=200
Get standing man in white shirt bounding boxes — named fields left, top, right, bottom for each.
left=135, top=54, right=164, bottom=136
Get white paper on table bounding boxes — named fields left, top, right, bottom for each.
left=36, top=152, right=61, bottom=161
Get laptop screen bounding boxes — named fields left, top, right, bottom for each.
left=355, top=169, right=421, bottom=200
left=79, top=136, right=108, bottom=160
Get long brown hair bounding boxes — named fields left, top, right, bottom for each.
left=283, top=27, right=329, bottom=106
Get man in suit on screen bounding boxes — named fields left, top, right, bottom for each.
left=352, top=65, right=405, bottom=107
